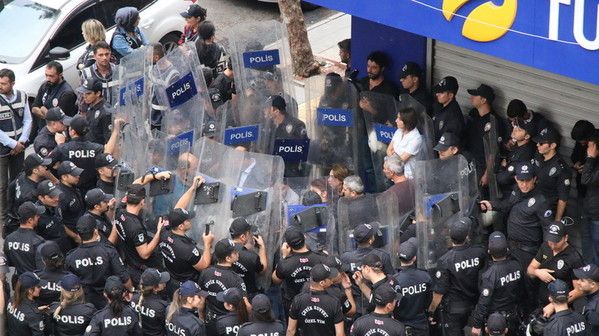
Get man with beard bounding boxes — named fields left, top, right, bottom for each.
left=358, top=51, right=399, bottom=97
left=31, top=61, right=76, bottom=134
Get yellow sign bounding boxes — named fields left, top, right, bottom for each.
left=442, top=0, right=518, bottom=42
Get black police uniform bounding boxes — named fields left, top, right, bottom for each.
left=36, top=268, right=69, bottom=306
left=85, top=304, right=141, bottom=335
left=51, top=137, right=104, bottom=192
left=350, top=312, right=406, bottom=336
left=36, top=201, right=70, bottom=252
left=301, top=282, right=353, bottom=316
left=58, top=182, right=85, bottom=236
left=83, top=100, right=113, bottom=145
left=392, top=264, right=432, bottom=335
left=198, top=265, right=247, bottom=319
left=463, top=109, right=507, bottom=175
left=209, top=73, right=234, bottom=110
left=236, top=320, right=286, bottom=336
left=82, top=211, right=113, bottom=243
left=583, top=289, right=599, bottom=334
left=507, top=110, right=549, bottom=139
left=341, top=247, right=395, bottom=276
left=471, top=259, right=524, bottom=335
left=581, top=156, right=599, bottom=224
left=215, top=312, right=241, bottom=336
left=160, top=230, right=203, bottom=291
left=289, top=289, right=345, bottom=336
left=7, top=297, right=46, bottom=336
left=96, top=178, right=115, bottom=195
left=543, top=309, right=587, bottom=336
left=534, top=154, right=572, bottom=209
left=433, top=243, right=486, bottom=335
left=33, top=126, right=59, bottom=157
left=408, top=86, right=433, bottom=117
left=32, top=79, right=77, bottom=131
left=533, top=243, right=583, bottom=306
left=49, top=301, right=97, bottom=336
left=364, top=276, right=398, bottom=314
left=114, top=208, right=162, bottom=285
left=80, top=63, right=120, bottom=107
left=496, top=142, right=536, bottom=194
left=232, top=242, right=264, bottom=297
left=65, top=241, right=130, bottom=309
left=4, top=227, right=44, bottom=276
left=166, top=307, right=206, bottom=336
left=274, top=250, right=328, bottom=312
left=5, top=173, right=39, bottom=235
left=130, top=292, right=169, bottom=336
left=432, top=99, right=465, bottom=143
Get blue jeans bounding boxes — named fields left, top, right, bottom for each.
left=590, top=220, right=599, bottom=265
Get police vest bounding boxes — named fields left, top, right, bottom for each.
left=0, top=91, right=27, bottom=156
left=81, top=65, right=120, bottom=105
left=41, top=80, right=70, bottom=109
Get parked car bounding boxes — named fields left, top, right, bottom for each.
left=0, top=0, right=187, bottom=99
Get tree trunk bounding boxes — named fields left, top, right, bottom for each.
left=278, top=0, right=320, bottom=77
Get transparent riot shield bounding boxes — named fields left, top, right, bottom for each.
left=114, top=122, right=152, bottom=200
left=304, top=75, right=359, bottom=176
left=358, top=91, right=398, bottom=192
left=397, top=93, right=435, bottom=160
left=334, top=192, right=404, bottom=268
left=117, top=46, right=153, bottom=127
left=414, top=156, right=479, bottom=270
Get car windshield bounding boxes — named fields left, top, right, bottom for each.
left=0, top=0, right=59, bottom=63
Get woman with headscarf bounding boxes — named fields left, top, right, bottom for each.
left=110, top=6, right=148, bottom=62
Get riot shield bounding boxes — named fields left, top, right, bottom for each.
left=397, top=93, right=435, bottom=160
left=358, top=91, right=398, bottom=192
left=117, top=46, right=153, bottom=127
left=114, top=122, right=152, bottom=200
left=414, top=156, right=479, bottom=270
left=334, top=192, right=404, bottom=268
left=304, top=75, right=359, bottom=176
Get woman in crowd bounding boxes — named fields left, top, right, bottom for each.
left=50, top=273, right=96, bottom=336
left=386, top=107, right=423, bottom=179
left=77, top=19, right=107, bottom=70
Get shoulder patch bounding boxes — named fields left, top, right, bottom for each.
left=482, top=288, right=490, bottom=297
left=528, top=198, right=536, bottom=207
left=508, top=165, right=514, bottom=172
left=564, top=179, right=570, bottom=186
left=557, top=260, right=564, bottom=270
left=137, top=233, right=145, bottom=243
left=436, top=270, right=441, bottom=278
left=544, top=210, right=553, bottom=218
left=549, top=167, right=557, bottom=176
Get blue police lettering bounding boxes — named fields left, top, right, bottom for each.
left=166, top=321, right=186, bottom=336
left=567, top=321, right=585, bottom=335
left=250, top=55, right=274, bottom=64
left=499, top=270, right=521, bottom=286
left=8, top=242, right=30, bottom=252
left=55, top=314, right=85, bottom=324
left=278, top=145, right=303, bottom=153
left=401, top=283, right=427, bottom=296
left=454, top=257, right=480, bottom=272
left=103, top=316, right=132, bottom=328
left=68, top=149, right=96, bottom=159
left=171, top=82, right=191, bottom=100
left=74, top=256, right=104, bottom=268
left=323, top=113, right=346, bottom=122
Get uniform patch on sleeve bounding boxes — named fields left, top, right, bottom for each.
left=482, top=288, right=490, bottom=297
left=436, top=271, right=441, bottom=278
left=528, top=198, right=536, bottom=207
left=137, top=233, right=145, bottom=243
left=544, top=210, right=553, bottom=218
left=564, top=179, right=570, bottom=186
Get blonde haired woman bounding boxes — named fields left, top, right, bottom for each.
left=50, top=273, right=96, bottom=336
left=166, top=280, right=208, bottom=336
left=77, top=19, right=106, bottom=70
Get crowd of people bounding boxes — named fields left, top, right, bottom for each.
left=0, top=2, right=599, bottom=336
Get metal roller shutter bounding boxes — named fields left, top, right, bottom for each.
left=431, top=40, right=599, bottom=152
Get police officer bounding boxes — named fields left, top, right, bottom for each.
left=35, top=179, right=70, bottom=251
left=532, top=127, right=572, bottom=220
left=166, top=280, right=208, bottom=336
left=429, top=217, right=486, bottom=336
left=505, top=99, right=549, bottom=140
left=432, top=76, right=464, bottom=142
left=215, top=288, right=247, bottom=336
left=77, top=78, right=112, bottom=144
left=434, top=132, right=476, bottom=167
left=209, top=60, right=234, bottom=110
left=49, top=273, right=97, bottom=336
left=33, top=107, right=71, bottom=158
left=80, top=41, right=119, bottom=107
left=82, top=188, right=117, bottom=244
left=56, top=161, right=85, bottom=243
left=5, top=153, right=53, bottom=236
left=470, top=232, right=524, bottom=336
left=287, top=264, right=345, bottom=336
left=85, top=275, right=142, bottom=335
left=353, top=253, right=398, bottom=314
left=574, top=264, right=599, bottom=334
left=272, top=227, right=327, bottom=314
left=7, top=272, right=47, bottom=335
left=229, top=217, right=268, bottom=297
left=236, top=294, right=286, bottom=336
left=130, top=268, right=170, bottom=336
left=392, top=237, right=432, bottom=336
left=543, top=279, right=587, bottom=336
left=496, top=122, right=537, bottom=196
left=399, top=61, right=432, bottom=115
left=36, top=241, right=69, bottom=306
left=66, top=215, right=132, bottom=309
left=350, top=283, right=406, bottom=336
left=94, top=153, right=117, bottom=194
left=198, top=238, right=249, bottom=330
left=3, top=202, right=45, bottom=280
left=341, top=222, right=394, bottom=275
left=114, top=184, right=164, bottom=286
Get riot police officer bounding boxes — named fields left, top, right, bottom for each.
left=35, top=179, right=70, bottom=251
left=82, top=188, right=117, bottom=244
left=399, top=61, right=432, bottom=115
left=6, top=272, right=47, bottom=335
left=432, top=76, right=464, bottom=142
left=209, top=60, right=234, bottom=110
left=236, top=294, right=286, bottom=336
left=49, top=273, right=97, bottom=336
left=429, top=217, right=486, bottom=336
left=77, top=78, right=112, bottom=144
left=470, top=232, right=524, bottom=336
left=574, top=264, right=599, bottom=334
left=80, top=41, right=119, bottom=106
left=94, top=153, right=117, bottom=194
left=352, top=253, right=398, bottom=314
left=496, top=122, right=536, bottom=195
left=130, top=268, right=170, bottom=336
left=215, top=288, right=248, bottom=336
left=36, top=241, right=69, bottom=306
left=229, top=217, right=268, bottom=297
left=543, top=279, right=587, bottom=336
left=3, top=202, right=45, bottom=279
left=166, top=280, right=208, bottom=336
left=392, top=237, right=432, bottom=336
left=350, top=283, right=406, bottom=336
left=56, top=161, right=85, bottom=244
left=65, top=215, right=132, bottom=309
left=33, top=107, right=71, bottom=158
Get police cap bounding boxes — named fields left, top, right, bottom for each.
left=18, top=201, right=45, bottom=221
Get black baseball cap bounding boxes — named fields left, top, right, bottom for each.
left=373, top=283, right=402, bottom=306
left=574, top=264, right=599, bottom=282
left=434, top=132, right=460, bottom=151
left=77, top=78, right=102, bottom=94
left=353, top=222, right=380, bottom=243
left=229, top=217, right=253, bottom=237
left=85, top=188, right=113, bottom=207
left=362, top=253, right=384, bottom=269
left=488, top=231, right=508, bottom=256
left=76, top=215, right=97, bottom=235
left=214, top=239, right=237, bottom=260
left=532, top=127, right=560, bottom=144
left=37, top=180, right=62, bottom=197
left=398, top=237, right=417, bottom=261
left=546, top=221, right=566, bottom=243
left=467, top=84, right=495, bottom=103
left=24, top=153, right=51, bottom=171
left=400, top=62, right=422, bottom=79
left=324, top=255, right=343, bottom=272
left=506, top=99, right=527, bottom=118
left=19, top=272, right=45, bottom=290
left=251, top=294, right=271, bottom=314
left=57, top=161, right=84, bottom=177
left=433, top=76, right=459, bottom=94
left=514, top=162, right=535, bottom=181
left=126, top=184, right=146, bottom=200
left=59, top=273, right=81, bottom=292
left=141, top=268, right=170, bottom=286
left=271, top=95, right=286, bottom=111
left=104, top=275, right=124, bottom=293
left=95, top=153, right=117, bottom=169
left=325, top=72, right=343, bottom=90
left=181, top=4, right=206, bottom=19
left=449, top=217, right=471, bottom=242
left=284, top=227, right=305, bottom=249
left=311, top=264, right=339, bottom=282
left=40, top=241, right=62, bottom=261
left=168, top=208, right=196, bottom=227
left=46, top=107, right=72, bottom=123
left=548, top=279, right=569, bottom=298
left=18, top=201, right=45, bottom=221
left=67, top=115, right=90, bottom=136
left=216, top=287, right=244, bottom=305
left=487, top=312, right=507, bottom=335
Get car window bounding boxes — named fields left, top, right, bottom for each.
left=100, top=0, right=156, bottom=29
left=49, top=4, right=97, bottom=51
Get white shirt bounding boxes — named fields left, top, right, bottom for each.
left=391, top=127, right=423, bottom=179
